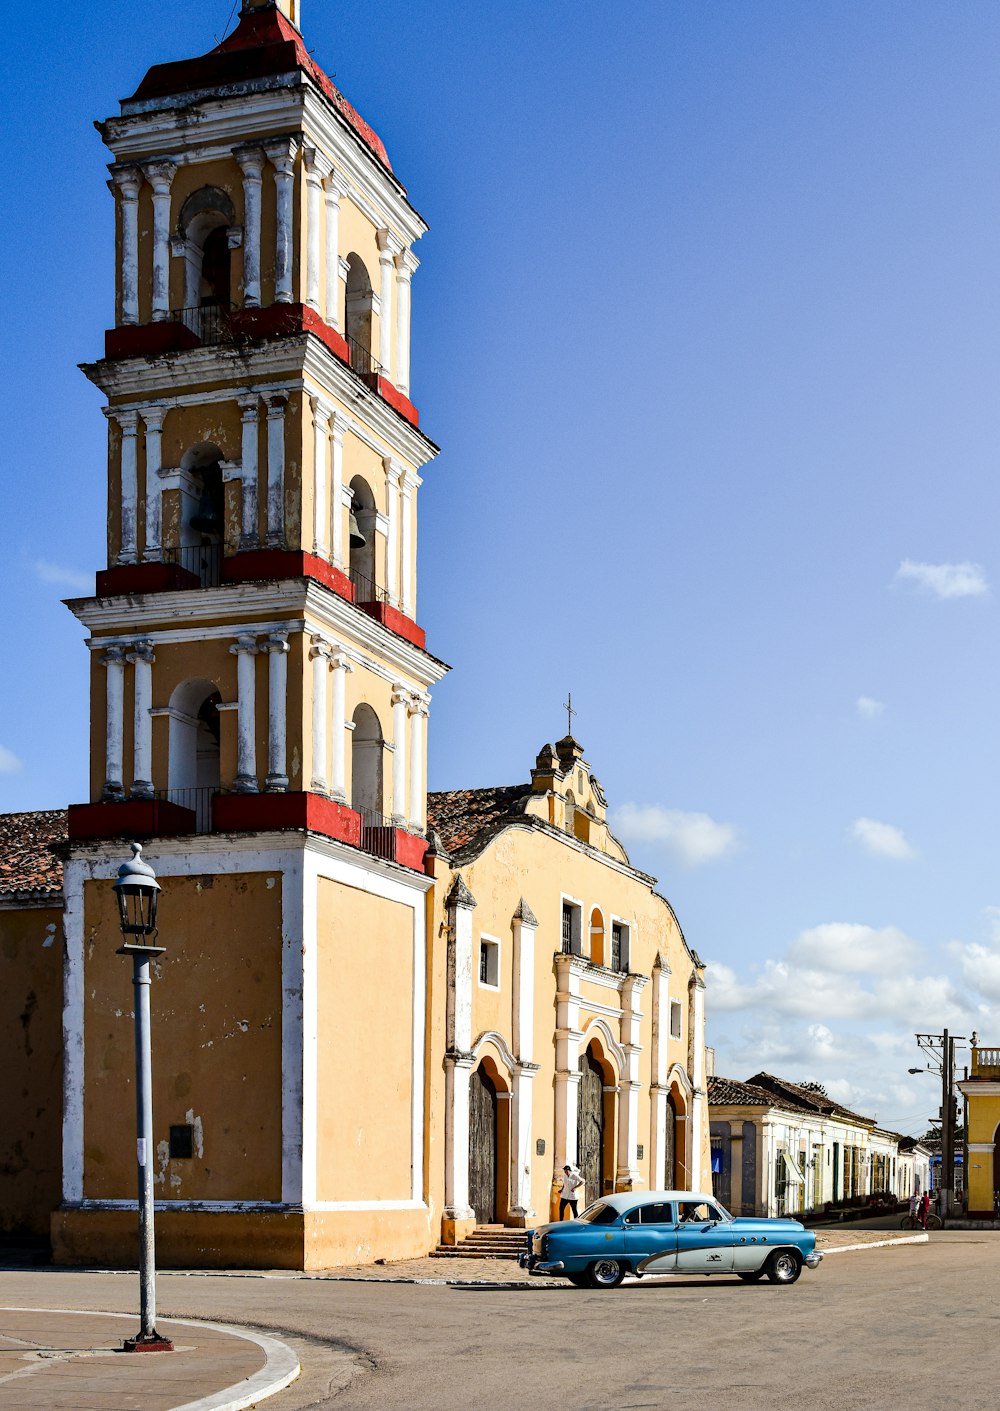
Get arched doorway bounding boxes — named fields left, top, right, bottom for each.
left=167, top=678, right=221, bottom=831
left=665, top=1090, right=677, bottom=1188
left=577, top=1048, right=607, bottom=1204
left=992, top=1126, right=1000, bottom=1202
left=348, top=475, right=376, bottom=600
left=469, top=1064, right=498, bottom=1223
left=344, top=253, right=374, bottom=371
left=351, top=704, right=383, bottom=821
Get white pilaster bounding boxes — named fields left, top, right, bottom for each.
left=238, top=395, right=260, bottom=548
left=229, top=635, right=259, bottom=792
left=617, top=974, right=647, bottom=1190
left=376, top=228, right=399, bottom=374
left=554, top=953, right=583, bottom=1179
left=650, top=956, right=670, bottom=1190
left=266, top=393, right=287, bottom=546
left=393, top=247, right=418, bottom=396
left=235, top=147, right=266, bottom=307
left=329, top=649, right=351, bottom=803
left=141, top=407, right=166, bottom=560
left=264, top=632, right=290, bottom=792
left=329, top=413, right=347, bottom=566
left=265, top=138, right=299, bottom=304
left=510, top=899, right=539, bottom=1221
left=322, top=171, right=342, bottom=328
left=108, top=409, right=140, bottom=564
left=302, top=147, right=325, bottom=312
left=142, top=161, right=176, bottom=321
left=407, top=693, right=428, bottom=831
left=400, top=469, right=418, bottom=618
left=384, top=458, right=401, bottom=606
left=113, top=166, right=143, bottom=325
left=309, top=636, right=333, bottom=794
left=126, top=641, right=155, bottom=799
left=690, top=974, right=707, bottom=1190
left=311, top=398, right=332, bottom=559
left=444, top=876, right=477, bottom=1223
left=101, top=645, right=126, bottom=800
left=391, top=686, right=409, bottom=825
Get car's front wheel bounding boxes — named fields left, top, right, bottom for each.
left=766, top=1250, right=802, bottom=1285
left=737, top=1269, right=766, bottom=1283
left=588, top=1258, right=626, bottom=1289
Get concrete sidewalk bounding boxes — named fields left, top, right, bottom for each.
left=0, top=1305, right=298, bottom=1411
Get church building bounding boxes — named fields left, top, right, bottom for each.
left=0, top=0, right=709, bottom=1268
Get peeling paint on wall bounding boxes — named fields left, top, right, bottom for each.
left=42, top=924, right=57, bottom=948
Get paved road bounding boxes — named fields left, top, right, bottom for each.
left=2, top=1233, right=995, bottom=1411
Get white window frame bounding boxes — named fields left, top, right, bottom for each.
left=560, top=894, right=584, bottom=957
left=478, top=932, right=501, bottom=991
left=669, top=998, right=683, bottom=1040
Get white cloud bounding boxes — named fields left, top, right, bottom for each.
left=788, top=922, right=919, bottom=975
left=0, top=745, right=22, bottom=774
left=33, top=558, right=92, bottom=593
left=612, top=803, right=738, bottom=867
left=850, top=816, right=916, bottom=861
left=856, top=696, right=885, bottom=719
left=894, top=559, right=988, bottom=599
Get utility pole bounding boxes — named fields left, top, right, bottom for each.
left=915, top=1030, right=963, bottom=1222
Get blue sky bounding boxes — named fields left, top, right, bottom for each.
left=5, top=0, right=1000, bottom=1129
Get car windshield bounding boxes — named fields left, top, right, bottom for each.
left=577, top=1202, right=620, bottom=1226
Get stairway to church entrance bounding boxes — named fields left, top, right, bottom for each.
left=431, top=1226, right=525, bottom=1261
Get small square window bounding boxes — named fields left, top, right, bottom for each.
left=169, top=1124, right=194, bottom=1159
left=669, top=1000, right=682, bottom=1040
left=611, top=921, right=629, bottom=973
left=561, top=901, right=582, bottom=955
left=479, top=937, right=499, bottom=988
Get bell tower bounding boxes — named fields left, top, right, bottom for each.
left=56, top=2, right=447, bottom=1270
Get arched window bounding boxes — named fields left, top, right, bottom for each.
left=351, top=704, right=383, bottom=821
left=348, top=475, right=377, bottom=599
left=175, top=443, right=225, bottom=585
left=167, top=678, right=221, bottom=830
left=178, top=187, right=236, bottom=316
left=345, top=254, right=374, bottom=370
left=589, top=908, right=605, bottom=965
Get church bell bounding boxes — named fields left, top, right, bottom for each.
left=190, top=484, right=223, bottom=536
left=349, top=502, right=366, bottom=549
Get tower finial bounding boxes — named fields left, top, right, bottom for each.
left=563, top=691, right=577, bottom=738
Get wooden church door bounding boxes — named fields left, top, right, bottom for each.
left=469, top=1064, right=497, bottom=1223
left=577, top=1051, right=606, bottom=1202
left=664, top=1092, right=677, bottom=1188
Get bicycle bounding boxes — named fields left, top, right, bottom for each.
left=900, top=1212, right=943, bottom=1230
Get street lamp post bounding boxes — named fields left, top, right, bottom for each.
left=113, top=841, right=173, bottom=1354
left=913, top=1030, right=964, bottom=1224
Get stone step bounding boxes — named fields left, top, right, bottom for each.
left=430, top=1248, right=520, bottom=1260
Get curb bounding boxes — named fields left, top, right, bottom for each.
left=2, top=1306, right=300, bottom=1411
left=821, top=1234, right=929, bottom=1254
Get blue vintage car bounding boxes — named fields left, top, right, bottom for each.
left=518, top=1190, right=822, bottom=1289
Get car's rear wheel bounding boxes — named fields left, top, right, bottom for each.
left=588, top=1258, right=626, bottom=1289
left=766, top=1250, right=802, bottom=1285
left=737, top=1269, right=766, bottom=1283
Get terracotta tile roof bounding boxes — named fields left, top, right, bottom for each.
left=0, top=810, right=67, bottom=902
left=127, top=7, right=394, bottom=175
left=708, top=1075, right=786, bottom=1108
left=747, top=1072, right=875, bottom=1127
left=426, top=786, right=530, bottom=855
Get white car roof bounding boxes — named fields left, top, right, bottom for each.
left=588, top=1191, right=718, bottom=1212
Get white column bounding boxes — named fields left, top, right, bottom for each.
left=266, top=393, right=287, bottom=546
left=322, top=171, right=342, bottom=328
left=264, top=632, right=290, bottom=792
left=393, top=248, right=418, bottom=396
left=554, top=953, right=583, bottom=1189
left=650, top=956, right=670, bottom=1190
left=376, top=228, right=399, bottom=373
left=127, top=641, right=155, bottom=799
left=444, top=876, right=477, bottom=1223
left=617, top=974, right=646, bottom=1190
left=235, top=147, right=266, bottom=307
left=400, top=469, right=418, bottom=618
left=311, top=398, right=331, bottom=559
left=690, top=974, right=707, bottom=1190
left=265, top=139, right=298, bottom=304
left=390, top=686, right=409, bottom=825
left=329, top=649, right=351, bottom=802
left=108, top=409, right=140, bottom=564
left=302, top=147, right=325, bottom=312
left=238, top=395, right=260, bottom=548
left=510, top=899, right=538, bottom=1221
left=143, top=161, right=176, bottom=321
left=101, top=646, right=126, bottom=800
left=329, top=413, right=347, bottom=566
left=384, top=458, right=401, bottom=606
left=229, top=635, right=259, bottom=792
left=141, top=407, right=166, bottom=560
left=407, top=694, right=428, bottom=831
left=113, top=166, right=143, bottom=325
left=309, top=636, right=332, bottom=794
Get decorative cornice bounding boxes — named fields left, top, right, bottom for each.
left=446, top=875, right=476, bottom=911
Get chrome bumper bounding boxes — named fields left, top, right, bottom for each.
left=517, top=1252, right=565, bottom=1274
left=804, top=1251, right=823, bottom=1269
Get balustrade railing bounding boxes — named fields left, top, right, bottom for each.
left=155, top=786, right=218, bottom=834
left=972, top=1047, right=1000, bottom=1075
left=345, top=333, right=384, bottom=384
left=349, top=565, right=389, bottom=605
left=164, top=543, right=222, bottom=587
left=170, top=303, right=236, bottom=346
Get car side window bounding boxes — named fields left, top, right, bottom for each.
left=622, top=1207, right=644, bottom=1226
left=677, top=1201, right=712, bottom=1223
left=639, top=1202, right=673, bottom=1224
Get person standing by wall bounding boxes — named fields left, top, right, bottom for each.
left=559, top=1165, right=584, bottom=1220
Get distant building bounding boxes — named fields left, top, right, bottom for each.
left=958, top=1044, right=1000, bottom=1217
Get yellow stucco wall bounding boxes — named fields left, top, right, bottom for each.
left=80, top=873, right=283, bottom=1202
left=0, top=905, right=64, bottom=1235
left=315, top=878, right=413, bottom=1202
